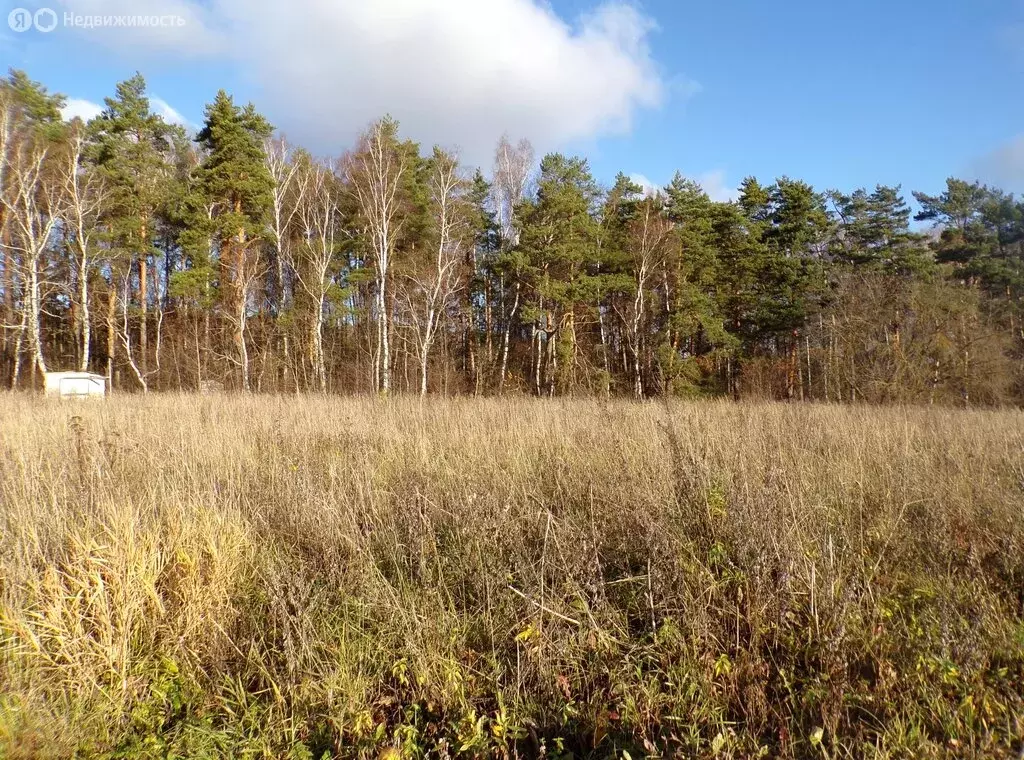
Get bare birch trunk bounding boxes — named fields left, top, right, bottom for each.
left=78, top=255, right=90, bottom=371
left=498, top=285, right=519, bottom=393
left=106, top=283, right=117, bottom=386
left=139, top=246, right=148, bottom=377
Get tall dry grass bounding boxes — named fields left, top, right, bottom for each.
left=0, top=395, right=1022, bottom=758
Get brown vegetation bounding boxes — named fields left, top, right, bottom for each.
left=1, top=395, right=1023, bottom=757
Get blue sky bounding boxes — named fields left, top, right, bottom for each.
left=602, top=0, right=1024, bottom=199
left=3, top=0, right=1023, bottom=202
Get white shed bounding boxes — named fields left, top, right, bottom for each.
left=43, top=371, right=107, bottom=399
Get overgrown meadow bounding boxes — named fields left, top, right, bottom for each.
left=1, top=395, right=1022, bottom=758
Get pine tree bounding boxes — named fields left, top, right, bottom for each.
left=660, top=174, right=734, bottom=394
left=913, top=178, right=990, bottom=236
left=463, top=169, right=497, bottom=392
left=90, top=73, right=184, bottom=384
left=767, top=179, right=830, bottom=395
left=916, top=180, right=1024, bottom=334
left=974, top=191, right=1024, bottom=300
left=710, top=199, right=764, bottom=395
left=597, top=173, right=643, bottom=395
left=830, top=185, right=930, bottom=274
left=189, top=90, right=273, bottom=390
left=5, top=69, right=64, bottom=125
left=737, top=176, right=771, bottom=225
left=517, top=154, right=601, bottom=395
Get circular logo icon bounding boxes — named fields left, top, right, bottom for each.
left=34, top=7, right=58, bottom=32
left=7, top=7, right=33, bottom=32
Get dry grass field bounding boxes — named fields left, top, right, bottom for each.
left=1, top=395, right=1023, bottom=758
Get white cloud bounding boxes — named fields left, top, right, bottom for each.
left=695, top=170, right=739, bottom=203
left=970, top=135, right=1024, bottom=193
left=60, top=94, right=192, bottom=130
left=53, top=0, right=671, bottom=166
left=629, top=173, right=660, bottom=197
left=630, top=170, right=738, bottom=203
left=151, top=96, right=192, bottom=129
left=51, top=0, right=226, bottom=56
left=60, top=98, right=104, bottom=123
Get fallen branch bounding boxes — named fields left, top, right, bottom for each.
left=507, top=584, right=581, bottom=627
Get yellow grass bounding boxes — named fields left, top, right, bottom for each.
left=1, top=395, right=1023, bottom=758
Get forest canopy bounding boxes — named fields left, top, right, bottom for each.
left=2, top=69, right=1021, bottom=404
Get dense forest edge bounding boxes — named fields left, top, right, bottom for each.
left=1, top=69, right=1022, bottom=403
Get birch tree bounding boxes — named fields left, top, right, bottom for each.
left=0, top=71, right=64, bottom=386
left=0, top=84, right=15, bottom=381
left=400, top=147, right=467, bottom=395
left=292, top=153, right=341, bottom=392
left=264, top=134, right=302, bottom=388
left=61, top=122, right=108, bottom=371
left=346, top=117, right=406, bottom=395
left=491, top=135, right=533, bottom=391
left=117, top=267, right=164, bottom=392
left=622, top=196, right=671, bottom=398
left=2, top=136, right=64, bottom=381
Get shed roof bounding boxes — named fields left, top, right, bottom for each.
left=44, top=371, right=106, bottom=380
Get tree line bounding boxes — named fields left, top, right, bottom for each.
left=2, top=69, right=1022, bottom=403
